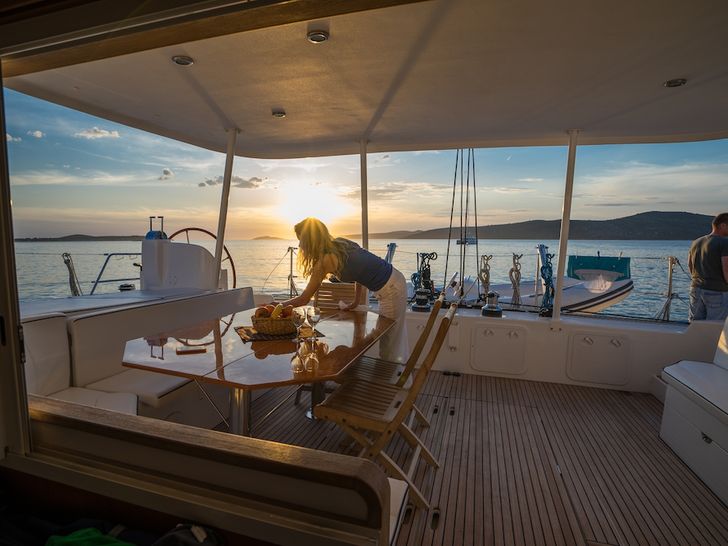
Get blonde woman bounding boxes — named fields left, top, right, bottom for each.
left=280, top=217, right=409, bottom=363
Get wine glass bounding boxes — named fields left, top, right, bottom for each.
left=305, top=341, right=319, bottom=372
left=307, top=306, right=321, bottom=338
left=292, top=307, right=307, bottom=339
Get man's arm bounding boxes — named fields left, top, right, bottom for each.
left=722, top=255, right=728, bottom=284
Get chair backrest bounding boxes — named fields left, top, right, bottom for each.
left=714, top=315, right=728, bottom=371
left=388, top=304, right=457, bottom=431
left=314, top=281, right=365, bottom=309
left=396, top=293, right=445, bottom=387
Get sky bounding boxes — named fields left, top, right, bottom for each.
left=4, top=88, right=728, bottom=239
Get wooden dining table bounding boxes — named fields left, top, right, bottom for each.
left=122, top=307, right=394, bottom=436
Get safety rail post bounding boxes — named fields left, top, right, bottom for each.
left=89, top=253, right=142, bottom=295
left=656, top=256, right=677, bottom=321
left=552, top=129, right=579, bottom=321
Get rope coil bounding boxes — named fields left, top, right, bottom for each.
left=509, top=253, right=523, bottom=307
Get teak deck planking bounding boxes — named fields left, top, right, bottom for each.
left=250, top=372, right=728, bottom=546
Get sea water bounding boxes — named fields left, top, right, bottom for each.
left=14, top=239, right=693, bottom=321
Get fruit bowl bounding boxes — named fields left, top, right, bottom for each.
left=251, top=315, right=297, bottom=335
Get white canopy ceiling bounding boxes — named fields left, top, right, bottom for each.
left=6, top=0, right=728, bottom=158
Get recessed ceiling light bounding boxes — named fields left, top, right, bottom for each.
left=663, top=78, right=687, bottom=88
left=307, top=30, right=329, bottom=43
left=272, top=109, right=286, bottom=118
left=171, top=55, right=194, bottom=66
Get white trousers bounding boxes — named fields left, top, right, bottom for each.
left=374, top=268, right=410, bottom=363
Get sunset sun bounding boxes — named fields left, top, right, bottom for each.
left=276, top=181, right=353, bottom=225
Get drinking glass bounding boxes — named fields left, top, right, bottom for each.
left=292, top=307, right=307, bottom=338
left=307, top=306, right=321, bottom=337
left=305, top=342, right=319, bottom=372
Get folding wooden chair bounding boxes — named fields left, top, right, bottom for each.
left=313, top=280, right=366, bottom=309
left=338, top=293, right=445, bottom=427
left=314, top=304, right=457, bottom=510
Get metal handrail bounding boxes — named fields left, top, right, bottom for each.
left=89, top=252, right=141, bottom=295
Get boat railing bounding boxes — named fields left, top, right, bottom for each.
left=89, top=252, right=141, bottom=295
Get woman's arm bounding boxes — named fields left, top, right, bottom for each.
left=279, top=255, right=334, bottom=308
left=342, top=282, right=364, bottom=310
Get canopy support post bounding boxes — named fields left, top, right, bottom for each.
left=360, top=139, right=369, bottom=250
left=214, top=128, right=238, bottom=287
left=552, top=129, right=579, bottom=321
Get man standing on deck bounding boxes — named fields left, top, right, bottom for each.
left=688, top=212, right=728, bottom=321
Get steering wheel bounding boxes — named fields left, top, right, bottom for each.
left=168, top=227, right=237, bottom=288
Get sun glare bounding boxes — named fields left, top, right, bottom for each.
left=276, top=182, right=353, bottom=225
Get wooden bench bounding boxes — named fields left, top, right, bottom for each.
left=660, top=316, right=728, bottom=504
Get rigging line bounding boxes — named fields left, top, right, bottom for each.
left=459, top=148, right=465, bottom=298
left=463, top=148, right=471, bottom=299
left=261, top=248, right=295, bottom=290
left=458, top=148, right=465, bottom=294
left=470, top=148, right=481, bottom=299
left=443, top=149, right=460, bottom=292
left=674, top=258, right=692, bottom=279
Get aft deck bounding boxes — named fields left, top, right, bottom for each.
left=250, top=372, right=728, bottom=546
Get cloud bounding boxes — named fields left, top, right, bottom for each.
left=74, top=127, right=120, bottom=139
left=583, top=202, right=633, bottom=207
left=518, top=177, right=544, bottom=183
left=255, top=159, right=331, bottom=173
left=483, top=186, right=535, bottom=194
left=6, top=133, right=21, bottom=142
left=10, top=169, right=140, bottom=187
left=342, top=182, right=447, bottom=201
left=200, top=175, right=264, bottom=189
left=158, top=168, right=174, bottom=180
left=27, top=130, right=44, bottom=138
left=573, top=160, right=728, bottom=215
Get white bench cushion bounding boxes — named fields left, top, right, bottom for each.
left=22, top=314, right=70, bottom=396
left=86, top=369, right=190, bottom=407
left=662, top=361, right=728, bottom=425
left=49, top=387, right=138, bottom=415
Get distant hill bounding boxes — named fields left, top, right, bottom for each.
left=359, top=212, right=713, bottom=240
left=15, top=234, right=144, bottom=242
left=252, top=236, right=286, bottom=240
left=346, top=230, right=426, bottom=239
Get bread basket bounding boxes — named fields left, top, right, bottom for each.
left=251, top=315, right=297, bottom=335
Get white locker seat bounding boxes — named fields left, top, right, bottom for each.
left=660, top=315, right=728, bottom=505
left=662, top=362, right=728, bottom=426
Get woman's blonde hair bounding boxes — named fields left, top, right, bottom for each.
left=294, top=217, right=348, bottom=278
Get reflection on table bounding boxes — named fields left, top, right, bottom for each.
left=123, top=308, right=394, bottom=435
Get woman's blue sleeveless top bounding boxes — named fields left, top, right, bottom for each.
left=335, top=238, right=393, bottom=291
